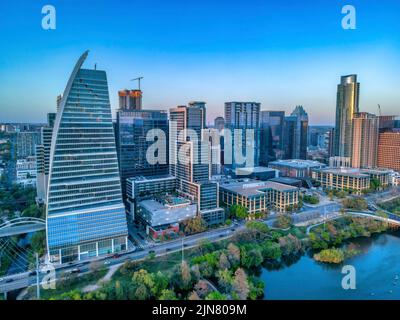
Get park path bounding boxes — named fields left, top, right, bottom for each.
left=82, top=263, right=122, bottom=293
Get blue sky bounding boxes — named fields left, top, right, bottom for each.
left=0, top=0, right=399, bottom=125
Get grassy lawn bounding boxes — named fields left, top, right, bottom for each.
left=25, top=268, right=108, bottom=300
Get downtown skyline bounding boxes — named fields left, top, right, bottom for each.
left=1, top=0, right=400, bottom=125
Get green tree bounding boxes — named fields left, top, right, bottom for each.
left=159, top=289, right=177, bottom=300
left=261, top=240, right=281, bottom=260
left=370, top=178, right=381, bottom=191
left=229, top=205, right=248, bottom=220
left=240, top=245, right=263, bottom=268
left=205, top=291, right=228, bottom=300
left=246, top=221, right=269, bottom=233
left=217, top=269, right=233, bottom=293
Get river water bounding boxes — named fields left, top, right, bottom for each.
left=261, top=231, right=400, bottom=300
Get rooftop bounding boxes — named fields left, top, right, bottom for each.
left=235, top=166, right=277, bottom=174
left=269, top=159, right=326, bottom=169
left=139, top=198, right=197, bottom=227
left=219, top=179, right=298, bottom=197
left=127, top=175, right=175, bottom=183
left=313, top=167, right=370, bottom=178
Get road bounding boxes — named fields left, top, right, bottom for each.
left=0, top=222, right=245, bottom=294
left=2, top=189, right=393, bottom=296
left=0, top=224, right=45, bottom=238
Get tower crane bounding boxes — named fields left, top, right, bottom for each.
left=130, top=77, right=144, bottom=91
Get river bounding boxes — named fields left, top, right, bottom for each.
left=261, top=231, right=400, bottom=300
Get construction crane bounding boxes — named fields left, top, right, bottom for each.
left=378, top=104, right=382, bottom=116
left=130, top=77, right=144, bottom=91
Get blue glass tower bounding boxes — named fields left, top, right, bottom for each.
left=46, top=51, right=128, bottom=264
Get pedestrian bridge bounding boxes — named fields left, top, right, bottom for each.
left=306, top=211, right=400, bottom=234
left=0, top=217, right=46, bottom=238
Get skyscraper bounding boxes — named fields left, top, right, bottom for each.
left=284, top=106, right=308, bottom=160
left=36, top=112, right=56, bottom=203
left=46, top=51, right=128, bottom=264
left=351, top=112, right=379, bottom=168
left=224, top=102, right=260, bottom=170
left=115, top=109, right=169, bottom=200
left=334, top=74, right=360, bottom=158
left=169, top=104, right=224, bottom=225
left=259, top=110, right=285, bottom=165
left=214, top=116, right=225, bottom=131
left=118, top=89, right=142, bottom=110
left=377, top=129, right=400, bottom=172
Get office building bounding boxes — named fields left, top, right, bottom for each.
left=115, top=109, right=169, bottom=199
left=16, top=156, right=36, bottom=187
left=284, top=106, right=308, bottom=160
left=214, top=116, right=225, bottom=131
left=259, top=111, right=285, bottom=164
left=118, top=89, right=142, bottom=110
left=377, top=129, right=400, bottom=172
left=204, top=128, right=222, bottom=176
left=126, top=175, right=176, bottom=221
left=219, top=179, right=299, bottom=213
left=46, top=51, right=128, bottom=264
left=269, top=159, right=325, bottom=178
left=137, top=196, right=197, bottom=240
left=12, top=131, right=40, bottom=159
left=310, top=167, right=390, bottom=193
left=169, top=104, right=224, bottom=225
left=351, top=112, right=379, bottom=168
left=36, top=113, right=56, bottom=203
left=224, top=102, right=260, bottom=170
left=333, top=74, right=360, bottom=158
left=311, top=167, right=369, bottom=194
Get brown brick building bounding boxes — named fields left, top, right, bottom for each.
left=377, top=130, right=400, bottom=172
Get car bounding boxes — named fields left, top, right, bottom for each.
left=112, top=254, right=121, bottom=259
left=5, top=279, right=14, bottom=283
left=166, top=248, right=171, bottom=252
left=219, top=234, right=224, bottom=238
left=0, top=278, right=4, bottom=282
left=183, top=244, right=188, bottom=247
left=29, top=271, right=36, bottom=276
left=231, top=228, right=236, bottom=232
left=104, top=261, right=111, bottom=265
left=69, top=268, right=80, bottom=274
left=149, top=250, right=155, bottom=254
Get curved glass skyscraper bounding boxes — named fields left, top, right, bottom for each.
left=46, top=51, right=128, bottom=264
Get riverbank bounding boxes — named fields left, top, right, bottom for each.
left=31, top=216, right=394, bottom=300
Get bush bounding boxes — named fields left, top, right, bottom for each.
left=313, top=248, right=344, bottom=264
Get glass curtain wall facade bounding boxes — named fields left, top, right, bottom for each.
left=46, top=51, right=128, bottom=264
left=334, top=75, right=360, bottom=158
left=115, top=110, right=169, bottom=200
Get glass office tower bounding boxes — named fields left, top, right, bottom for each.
left=115, top=109, right=169, bottom=200
left=46, top=51, right=128, bottom=264
left=334, top=74, right=360, bottom=158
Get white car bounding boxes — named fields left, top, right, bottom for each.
left=0, top=277, right=4, bottom=282
left=104, top=260, right=111, bottom=265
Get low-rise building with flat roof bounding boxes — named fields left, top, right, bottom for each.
left=233, top=166, right=279, bottom=180
left=311, top=167, right=391, bottom=193
left=126, top=175, right=176, bottom=221
left=137, top=195, right=197, bottom=240
left=311, top=167, right=370, bottom=194
left=219, top=179, right=299, bottom=213
left=360, top=169, right=391, bottom=188
left=269, top=159, right=326, bottom=178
